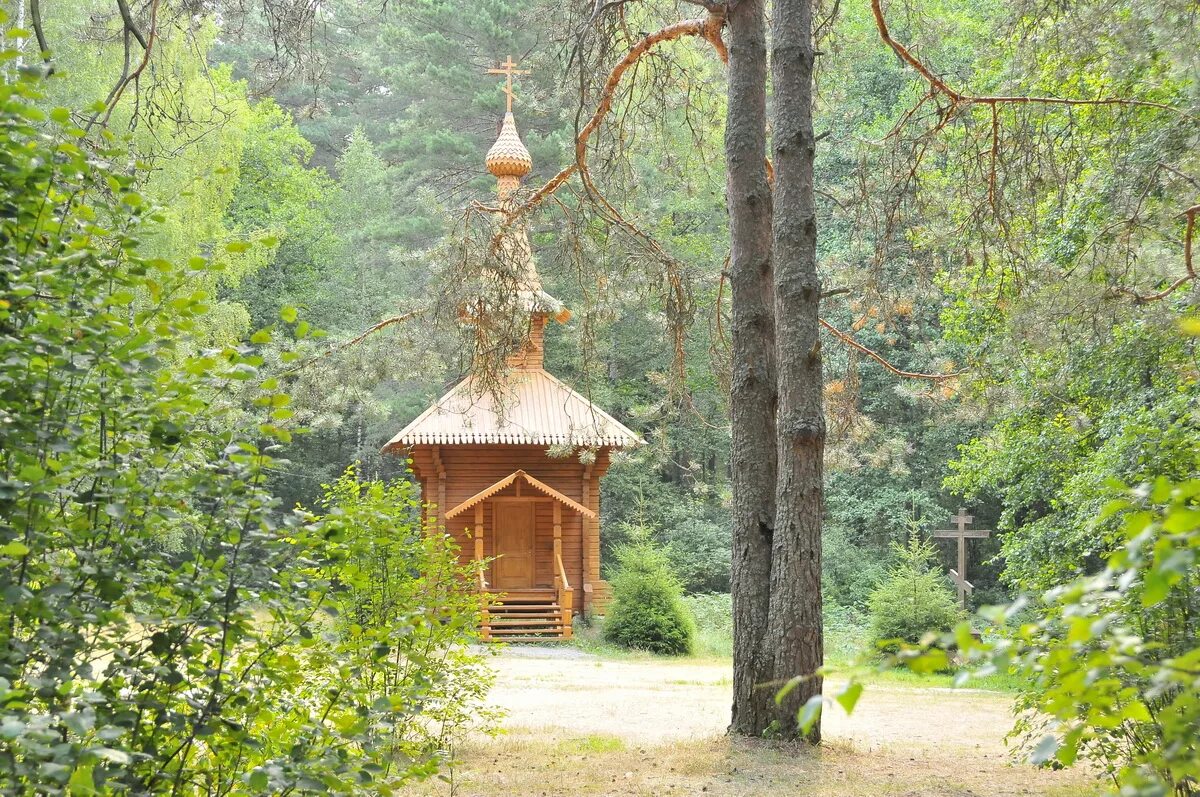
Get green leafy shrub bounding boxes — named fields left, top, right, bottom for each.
left=604, top=543, right=695, bottom=655
left=305, top=467, right=499, bottom=774
left=867, top=531, right=963, bottom=650
left=933, top=478, right=1200, bottom=796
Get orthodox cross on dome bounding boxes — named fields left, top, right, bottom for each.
left=487, top=55, right=531, bottom=113
left=933, top=508, right=991, bottom=609
left=484, top=55, right=534, bottom=200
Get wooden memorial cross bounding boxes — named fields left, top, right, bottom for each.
left=933, top=508, right=991, bottom=609
left=487, top=55, right=531, bottom=113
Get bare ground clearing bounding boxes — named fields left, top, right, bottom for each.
left=411, top=648, right=1098, bottom=796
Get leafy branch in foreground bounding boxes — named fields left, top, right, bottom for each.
left=0, top=61, right=488, bottom=795
left=885, top=475, right=1200, bottom=797
left=781, top=470, right=1199, bottom=797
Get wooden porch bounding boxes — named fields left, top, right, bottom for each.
left=445, top=470, right=591, bottom=642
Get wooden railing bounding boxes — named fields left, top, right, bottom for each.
left=554, top=551, right=574, bottom=640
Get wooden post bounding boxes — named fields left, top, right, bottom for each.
left=432, top=445, right=446, bottom=525
left=581, top=463, right=592, bottom=614
left=474, top=503, right=485, bottom=566
left=476, top=502, right=488, bottom=641
left=553, top=502, right=562, bottom=587
left=560, top=583, right=573, bottom=640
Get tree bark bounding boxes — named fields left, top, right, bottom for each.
left=725, top=0, right=779, bottom=736
left=767, top=0, right=825, bottom=742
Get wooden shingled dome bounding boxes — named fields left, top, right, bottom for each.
left=485, top=112, right=533, bottom=178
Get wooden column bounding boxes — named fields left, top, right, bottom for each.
left=581, top=463, right=593, bottom=614
left=553, top=502, right=563, bottom=588
left=432, top=445, right=446, bottom=525
left=474, top=503, right=485, bottom=567
left=475, top=502, right=488, bottom=641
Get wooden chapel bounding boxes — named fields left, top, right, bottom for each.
left=381, top=58, right=641, bottom=642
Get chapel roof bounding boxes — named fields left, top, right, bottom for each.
left=383, top=368, right=642, bottom=449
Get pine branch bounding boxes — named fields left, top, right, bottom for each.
left=870, top=0, right=1185, bottom=116
left=819, top=318, right=962, bottom=382
left=872, top=0, right=1198, bottom=305
left=515, top=10, right=728, bottom=219
left=280, top=311, right=425, bottom=376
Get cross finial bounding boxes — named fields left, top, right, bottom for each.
left=486, top=55, right=532, bottom=113
left=952, top=507, right=973, bottom=532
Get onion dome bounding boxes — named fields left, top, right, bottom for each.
left=486, top=112, right=532, bottom=197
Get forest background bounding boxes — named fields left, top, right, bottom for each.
left=13, top=0, right=1198, bottom=637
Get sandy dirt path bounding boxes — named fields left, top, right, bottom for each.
left=487, top=649, right=1017, bottom=753
left=410, top=648, right=1098, bottom=796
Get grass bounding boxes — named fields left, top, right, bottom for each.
left=557, top=734, right=627, bottom=754
left=571, top=601, right=1024, bottom=693
left=839, top=662, right=1027, bottom=691
left=421, top=731, right=1099, bottom=797
left=408, top=638, right=1099, bottom=796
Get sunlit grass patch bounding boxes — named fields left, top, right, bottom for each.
left=557, top=734, right=626, bottom=754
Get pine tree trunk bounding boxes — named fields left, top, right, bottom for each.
left=766, top=0, right=825, bottom=742
left=725, top=0, right=780, bottom=737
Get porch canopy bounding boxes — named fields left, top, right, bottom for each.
left=444, top=469, right=596, bottom=519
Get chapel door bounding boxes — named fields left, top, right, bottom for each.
left=492, top=501, right=536, bottom=589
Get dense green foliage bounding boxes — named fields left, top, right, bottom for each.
left=947, top=322, right=1200, bottom=593
left=0, top=60, right=485, bottom=793
left=604, top=543, right=695, bottom=656
left=868, top=531, right=964, bottom=650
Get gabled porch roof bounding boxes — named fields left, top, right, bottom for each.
left=443, top=469, right=596, bottom=519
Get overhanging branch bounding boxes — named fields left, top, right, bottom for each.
left=819, top=318, right=962, bottom=382
left=280, top=310, right=425, bottom=376
left=870, top=0, right=1182, bottom=116
left=871, top=0, right=1198, bottom=304
left=514, top=11, right=727, bottom=220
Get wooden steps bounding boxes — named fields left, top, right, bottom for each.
left=482, top=588, right=571, bottom=642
